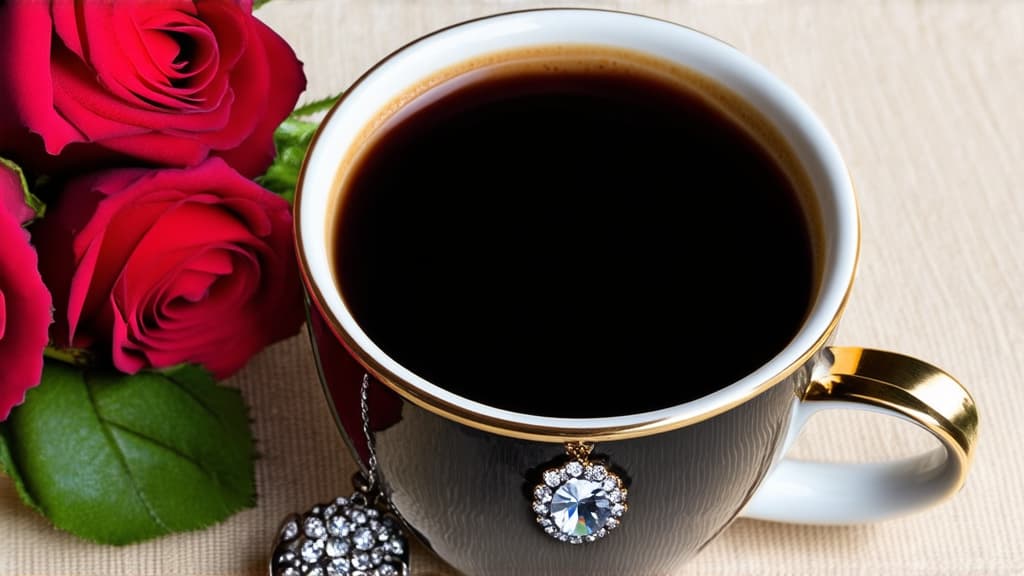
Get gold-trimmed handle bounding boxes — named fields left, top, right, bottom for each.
left=812, top=346, right=978, bottom=472
left=742, top=346, right=979, bottom=525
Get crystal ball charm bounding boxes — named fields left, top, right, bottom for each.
left=272, top=495, right=409, bottom=576
left=532, top=450, right=628, bottom=544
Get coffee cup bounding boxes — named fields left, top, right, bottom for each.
left=295, top=9, right=978, bottom=575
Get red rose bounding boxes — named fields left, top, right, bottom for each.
left=0, top=159, right=52, bottom=420
left=0, top=0, right=305, bottom=177
left=35, top=159, right=303, bottom=378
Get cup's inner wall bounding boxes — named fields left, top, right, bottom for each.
left=296, top=9, right=858, bottom=435
left=328, top=44, right=823, bottom=417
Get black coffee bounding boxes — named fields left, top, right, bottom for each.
left=334, top=51, right=816, bottom=417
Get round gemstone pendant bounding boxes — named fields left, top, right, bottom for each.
left=532, top=443, right=628, bottom=544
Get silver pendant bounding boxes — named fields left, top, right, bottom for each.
left=271, top=375, right=409, bottom=576
left=271, top=474, right=410, bottom=576
left=531, top=442, right=629, bottom=544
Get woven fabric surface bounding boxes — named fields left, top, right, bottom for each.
left=2, top=1, right=1021, bottom=574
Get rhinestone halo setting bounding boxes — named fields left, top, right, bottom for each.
left=531, top=444, right=628, bottom=544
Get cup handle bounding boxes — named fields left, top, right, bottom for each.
left=741, top=346, right=979, bottom=524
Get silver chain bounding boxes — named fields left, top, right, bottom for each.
left=360, top=373, right=379, bottom=492
left=271, top=373, right=410, bottom=576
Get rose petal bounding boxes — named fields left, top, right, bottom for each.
left=0, top=208, right=53, bottom=420
left=93, top=131, right=212, bottom=168
left=33, top=174, right=108, bottom=345
left=107, top=11, right=220, bottom=110
left=141, top=251, right=255, bottom=345
left=121, top=253, right=257, bottom=374
left=51, top=45, right=235, bottom=137
left=0, top=161, right=35, bottom=225
left=49, top=2, right=86, bottom=60
left=142, top=23, right=221, bottom=101
left=73, top=184, right=180, bottom=332
left=78, top=1, right=213, bottom=111
left=0, top=290, right=6, bottom=341
left=119, top=202, right=260, bottom=296
left=214, top=14, right=306, bottom=176
left=184, top=248, right=234, bottom=276
left=110, top=3, right=237, bottom=112
left=0, top=2, right=85, bottom=153
left=109, top=295, right=146, bottom=375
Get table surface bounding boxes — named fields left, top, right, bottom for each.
left=3, top=1, right=1022, bottom=575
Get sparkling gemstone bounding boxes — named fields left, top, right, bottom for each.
left=301, top=538, right=325, bottom=563
left=609, top=489, right=623, bottom=503
left=350, top=509, right=368, bottom=524
left=370, top=547, right=385, bottom=566
left=386, top=538, right=405, bottom=556
left=335, top=497, right=349, bottom=507
left=532, top=501, right=548, bottom=515
left=323, top=505, right=337, bottom=519
left=352, top=552, right=373, bottom=570
left=326, top=537, right=350, bottom=558
left=537, top=517, right=552, bottom=527
left=596, top=528, right=608, bottom=538
left=326, top=558, right=350, bottom=576
left=565, top=461, right=583, bottom=478
left=366, top=508, right=380, bottom=518
left=543, top=469, right=562, bottom=487
left=606, top=518, right=619, bottom=529
left=378, top=563, right=400, bottom=576
left=611, top=503, right=625, bottom=516
left=281, top=520, right=299, bottom=541
left=328, top=515, right=351, bottom=537
left=584, top=535, right=596, bottom=543
left=549, top=478, right=613, bottom=536
left=308, top=568, right=325, bottom=576
left=534, top=485, right=552, bottom=503
left=276, top=551, right=297, bottom=566
left=585, top=465, right=607, bottom=481
left=282, top=568, right=301, bottom=576
left=353, top=527, right=376, bottom=551
left=368, top=519, right=381, bottom=532
left=376, top=528, right=392, bottom=542
left=569, top=536, right=583, bottom=544
left=304, top=516, right=327, bottom=539
left=312, top=506, right=322, bottom=515
left=351, top=572, right=369, bottom=576
left=601, top=478, right=616, bottom=491
left=544, top=525, right=557, bottom=535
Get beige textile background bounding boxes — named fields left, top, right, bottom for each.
left=2, top=1, right=1022, bottom=574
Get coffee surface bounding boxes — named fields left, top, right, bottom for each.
left=335, top=56, right=815, bottom=417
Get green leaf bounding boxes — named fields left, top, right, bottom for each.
left=257, top=93, right=342, bottom=203
left=290, top=94, right=343, bottom=118
left=253, top=0, right=274, bottom=9
left=0, top=362, right=255, bottom=545
left=0, top=423, right=41, bottom=513
left=0, top=156, right=45, bottom=221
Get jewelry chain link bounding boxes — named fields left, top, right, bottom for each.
left=360, top=373, right=379, bottom=492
